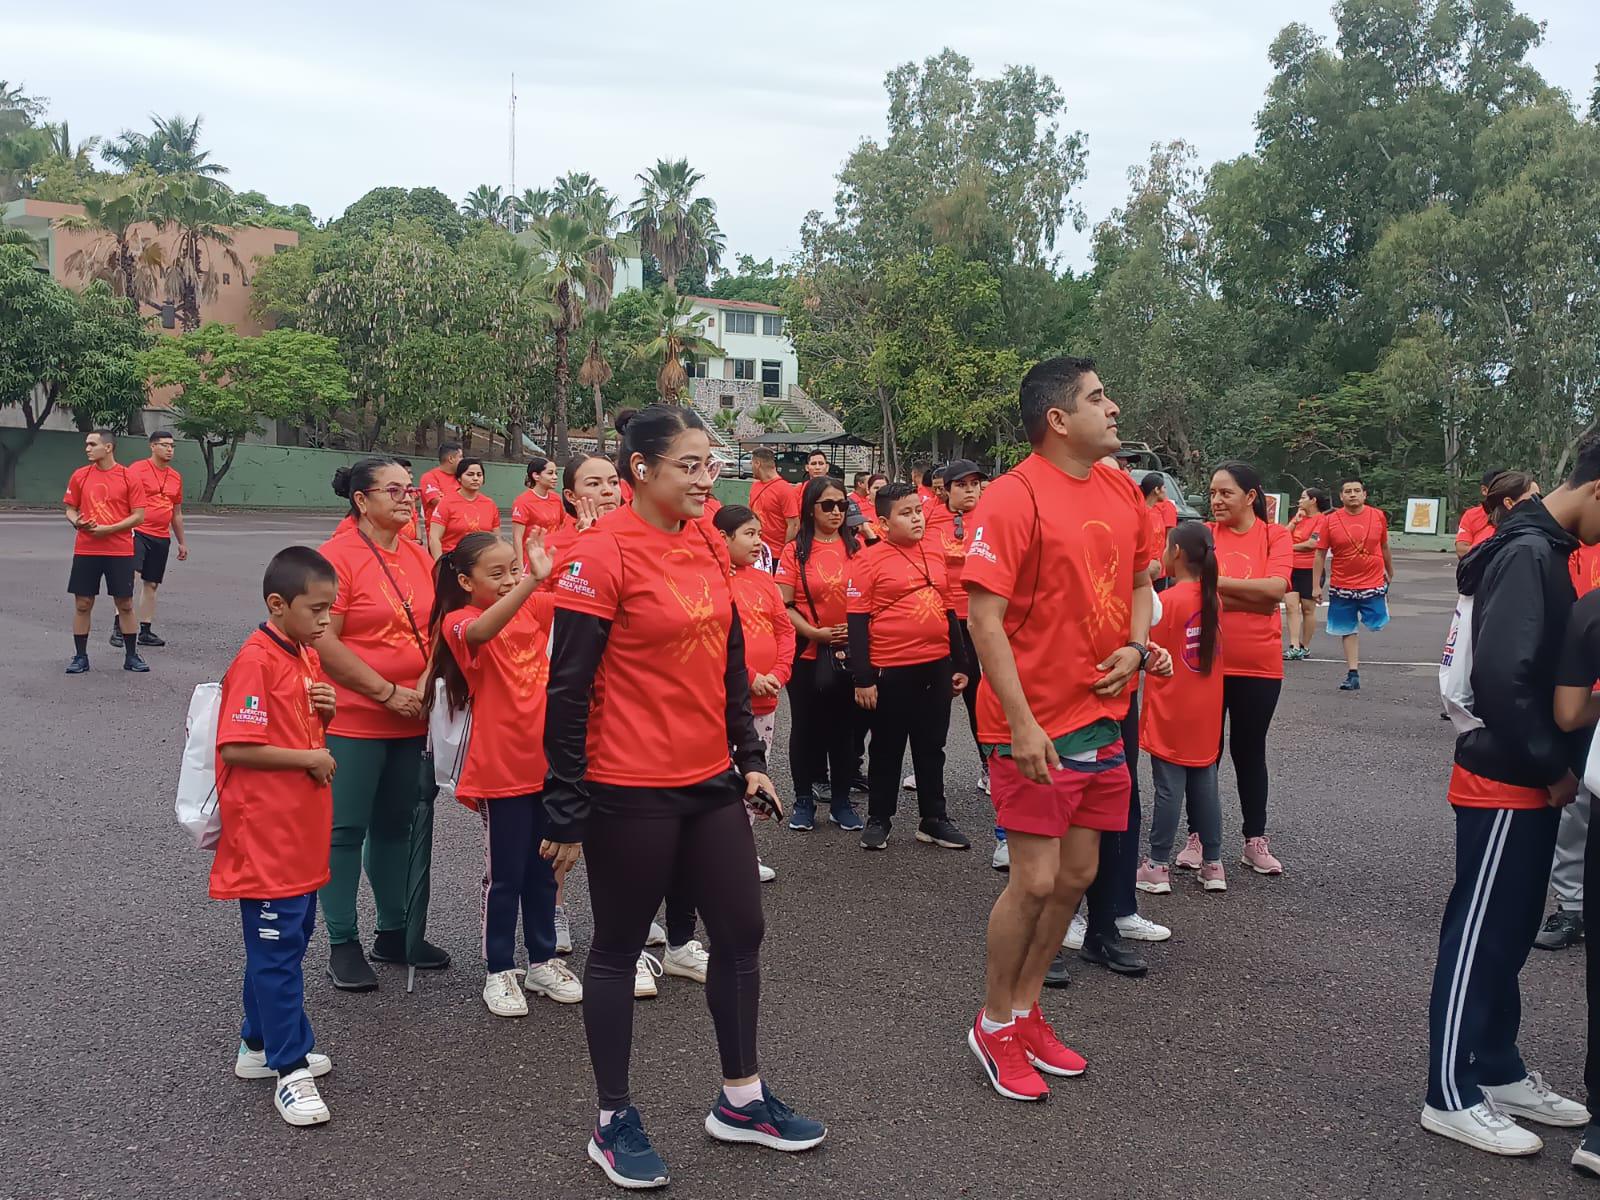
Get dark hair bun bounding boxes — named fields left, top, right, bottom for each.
left=331, top=466, right=354, bottom=499
left=613, top=408, right=637, bottom=435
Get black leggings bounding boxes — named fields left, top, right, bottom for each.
left=957, top=619, right=981, bottom=751
left=582, top=787, right=764, bottom=1109
left=1217, top=675, right=1282, bottom=839
left=786, top=660, right=855, bottom=804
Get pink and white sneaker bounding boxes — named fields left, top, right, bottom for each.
left=1241, top=836, right=1283, bottom=875
left=1173, top=833, right=1203, bottom=871
left=1199, top=861, right=1227, bottom=891
left=1135, top=860, right=1171, bottom=894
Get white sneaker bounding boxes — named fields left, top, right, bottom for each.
left=274, top=1067, right=330, bottom=1126
left=1420, top=1099, right=1542, bottom=1155
left=1482, top=1071, right=1591, bottom=1128
left=1064, top=913, right=1087, bottom=951
left=483, top=969, right=529, bottom=1018
left=978, top=765, right=990, bottom=795
left=663, top=939, right=709, bottom=984
left=554, top=905, right=573, bottom=954
left=235, top=1045, right=332, bottom=1080
left=991, top=839, right=1010, bottom=871
left=758, top=859, right=777, bottom=883
left=1116, top=913, right=1173, bottom=943
left=635, top=952, right=662, bottom=998
left=524, top=957, right=583, bottom=1004
left=902, top=773, right=917, bottom=791
left=646, top=921, right=667, bottom=947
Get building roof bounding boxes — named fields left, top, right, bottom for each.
left=686, top=295, right=783, bottom=315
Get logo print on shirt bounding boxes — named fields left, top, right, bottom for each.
left=1222, top=551, right=1256, bottom=580
left=967, top=525, right=996, bottom=564
left=662, top=548, right=727, bottom=663
left=1080, top=519, right=1130, bottom=656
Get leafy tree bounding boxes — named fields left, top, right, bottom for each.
left=522, top=213, right=600, bottom=459
left=750, top=402, right=788, bottom=433
left=247, top=238, right=317, bottom=329
left=150, top=176, right=245, bottom=331
left=461, top=183, right=512, bottom=227
left=56, top=179, right=165, bottom=313
left=577, top=308, right=617, bottom=453
left=630, top=285, right=721, bottom=404
left=709, top=255, right=791, bottom=306
left=328, top=186, right=465, bottom=245
left=231, top=190, right=317, bottom=235
left=103, top=113, right=228, bottom=177
left=141, top=324, right=349, bottom=499
left=0, top=80, right=49, bottom=201
left=630, top=159, right=724, bottom=288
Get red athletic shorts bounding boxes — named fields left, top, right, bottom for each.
left=989, top=742, right=1131, bottom=838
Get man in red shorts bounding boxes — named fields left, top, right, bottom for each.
left=963, top=356, right=1171, bottom=1101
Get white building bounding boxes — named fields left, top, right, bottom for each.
left=684, top=296, right=798, bottom=400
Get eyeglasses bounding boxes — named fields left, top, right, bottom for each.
left=815, top=499, right=849, bottom=514
left=659, top=456, right=724, bottom=482
left=361, top=484, right=421, bottom=502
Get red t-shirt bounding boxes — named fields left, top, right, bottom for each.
left=846, top=537, right=955, bottom=669
left=1322, top=507, right=1390, bottom=590
left=1287, top=512, right=1324, bottom=570
left=1145, top=505, right=1170, bottom=579
left=928, top=507, right=976, bottom=619
left=729, top=565, right=795, bottom=715
left=209, top=627, right=332, bottom=901
left=1456, top=505, right=1493, bottom=549
left=444, top=596, right=556, bottom=804
left=1140, top=580, right=1224, bottom=768
left=964, top=457, right=1153, bottom=743
left=552, top=506, right=736, bottom=788
left=430, top=492, right=502, bottom=553
left=126, top=459, right=182, bottom=539
left=318, top=528, right=434, bottom=739
left=1210, top=518, right=1293, bottom=680
left=419, top=467, right=459, bottom=522
left=63, top=463, right=144, bottom=556
left=775, top=536, right=852, bottom=660
left=1156, top=497, right=1179, bottom=531
left=512, top=488, right=566, bottom=567
left=749, top=477, right=799, bottom=554
left=1572, top=544, right=1600, bottom=598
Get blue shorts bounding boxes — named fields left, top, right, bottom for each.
left=1326, top=590, right=1389, bottom=637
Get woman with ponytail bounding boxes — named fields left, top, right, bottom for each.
left=316, top=458, right=447, bottom=990
left=1138, top=522, right=1228, bottom=893
left=512, top=457, right=565, bottom=570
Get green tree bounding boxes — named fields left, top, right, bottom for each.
left=150, top=176, right=245, bottom=331
left=231, top=190, right=317, bottom=235
left=141, top=324, right=349, bottom=499
left=0, top=80, right=49, bottom=201
left=577, top=307, right=617, bottom=453
left=750, top=402, right=788, bottom=433
left=103, top=112, right=229, bottom=177
left=461, top=183, right=511, bottom=227
left=630, top=285, right=721, bottom=404
left=710, top=255, right=792, bottom=306
left=56, top=179, right=165, bottom=313
left=630, top=159, right=724, bottom=288
left=248, top=237, right=318, bottom=329
left=328, top=187, right=465, bottom=246
left=522, top=213, right=600, bottom=460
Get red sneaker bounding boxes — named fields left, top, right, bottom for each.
left=1016, top=1004, right=1087, bottom=1077
left=967, top=1012, right=1049, bottom=1101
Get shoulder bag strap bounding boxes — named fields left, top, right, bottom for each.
left=356, top=528, right=428, bottom=658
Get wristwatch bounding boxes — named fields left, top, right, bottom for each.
left=1124, top=641, right=1151, bottom=670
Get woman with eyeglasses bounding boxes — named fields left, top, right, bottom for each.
left=775, top=475, right=865, bottom=833
left=316, top=458, right=449, bottom=991
left=543, top=404, right=825, bottom=1191
left=428, top=456, right=501, bottom=560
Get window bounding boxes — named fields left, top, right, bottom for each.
left=733, top=359, right=756, bottom=381
left=274, top=243, right=291, bottom=254
left=761, top=360, right=782, bottom=399
left=719, top=393, right=736, bottom=408
left=762, top=314, right=784, bottom=337
left=691, top=359, right=708, bottom=378
left=725, top=310, right=756, bottom=335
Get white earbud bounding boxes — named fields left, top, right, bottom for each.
left=636, top=465, right=646, bottom=478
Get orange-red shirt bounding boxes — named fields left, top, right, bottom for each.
left=730, top=565, right=795, bottom=715
left=1573, top=544, right=1600, bottom=598
left=63, top=463, right=143, bottom=556
left=444, top=596, right=556, bottom=804
left=1447, top=763, right=1549, bottom=811
left=928, top=506, right=977, bottom=618
left=209, top=627, right=332, bottom=901
left=512, top=488, right=566, bottom=567
left=1210, top=518, right=1293, bottom=680
left=1156, top=497, right=1179, bottom=531
left=419, top=467, right=459, bottom=522
left=126, top=458, right=182, bottom=539
left=318, top=528, right=434, bottom=740
left=1145, top=505, right=1170, bottom=579
left=750, top=477, right=799, bottom=554
left=1456, top=505, right=1493, bottom=549
left=430, top=492, right=502, bottom=553
left=775, top=536, right=852, bottom=660
left=964, top=457, right=1152, bottom=743
left=1322, top=506, right=1389, bottom=591
left=1287, top=512, right=1324, bottom=570
left=552, top=506, right=735, bottom=787
left=1141, top=580, right=1224, bottom=768
left=846, top=537, right=955, bottom=668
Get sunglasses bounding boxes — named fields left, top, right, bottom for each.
left=815, top=499, right=849, bottom=514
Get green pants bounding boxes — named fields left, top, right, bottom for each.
left=320, top=734, right=425, bottom=945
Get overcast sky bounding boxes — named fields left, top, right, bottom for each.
left=11, top=1, right=1599, bottom=270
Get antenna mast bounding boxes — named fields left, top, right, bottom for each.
left=509, top=73, right=518, bottom=232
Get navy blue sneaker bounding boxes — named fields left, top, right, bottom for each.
left=123, top=653, right=150, bottom=673
left=788, top=797, right=816, bottom=832
left=65, top=654, right=90, bottom=675
left=588, top=1106, right=668, bottom=1190
left=1339, top=670, right=1360, bottom=692
left=828, top=798, right=864, bottom=831
left=704, top=1082, right=826, bottom=1151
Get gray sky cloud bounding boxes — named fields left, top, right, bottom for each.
left=12, top=1, right=1599, bottom=269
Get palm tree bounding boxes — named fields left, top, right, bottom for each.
left=631, top=285, right=722, bottom=404
left=630, top=158, right=724, bottom=289
left=102, top=113, right=227, bottom=177
left=524, top=213, right=603, bottom=460
left=552, top=172, right=604, bottom=217
left=150, top=176, right=244, bottom=330
left=514, top=187, right=551, bottom=228
left=461, top=184, right=510, bottom=226
left=576, top=308, right=617, bottom=454
left=57, top=179, right=165, bottom=310
left=712, top=407, right=740, bottom=437
left=750, top=402, right=788, bottom=433
left=44, top=121, right=99, bottom=169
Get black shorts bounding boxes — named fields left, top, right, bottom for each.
left=67, top=554, right=135, bottom=599
left=1289, top=567, right=1314, bottom=597
left=133, top=532, right=171, bottom=584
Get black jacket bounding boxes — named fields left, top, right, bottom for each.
left=1455, top=499, right=1581, bottom=788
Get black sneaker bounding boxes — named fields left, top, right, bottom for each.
left=327, top=940, right=378, bottom=991
left=109, top=629, right=124, bottom=648
left=137, top=629, right=166, bottom=647
left=1043, top=950, right=1072, bottom=989
left=1574, top=1124, right=1600, bottom=1178
left=860, top=819, right=890, bottom=851
left=370, top=928, right=450, bottom=969
left=849, top=774, right=870, bottom=795
left=1339, top=671, right=1361, bottom=691
left=916, top=818, right=971, bottom=850
left=65, top=654, right=90, bottom=675
left=123, top=653, right=150, bottom=673
left=1536, top=909, right=1585, bottom=951
left=1080, top=932, right=1149, bottom=977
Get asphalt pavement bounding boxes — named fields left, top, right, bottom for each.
left=1, top=510, right=1592, bottom=1200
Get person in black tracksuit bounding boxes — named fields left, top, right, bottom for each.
left=1421, top=472, right=1600, bottom=1159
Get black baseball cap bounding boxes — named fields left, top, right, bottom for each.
left=941, top=458, right=987, bottom=484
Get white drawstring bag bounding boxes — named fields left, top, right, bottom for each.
left=429, top=678, right=472, bottom=803
left=1439, top=594, right=1481, bottom=734
left=175, top=682, right=223, bottom=849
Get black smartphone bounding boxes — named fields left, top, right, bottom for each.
left=747, top=781, right=785, bottom=821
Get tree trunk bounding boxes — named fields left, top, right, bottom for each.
left=0, top=391, right=58, bottom=498
left=118, top=238, right=139, bottom=309
left=553, top=315, right=572, bottom=463
left=505, top=391, right=525, bottom=460
left=593, top=383, right=608, bottom=456
left=877, top=386, right=899, bottom=480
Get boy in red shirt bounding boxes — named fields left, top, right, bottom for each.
left=62, top=430, right=148, bottom=674
left=212, top=546, right=340, bottom=1127
left=1314, top=477, right=1395, bottom=691
left=963, top=356, right=1171, bottom=1103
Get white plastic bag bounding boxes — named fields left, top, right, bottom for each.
left=1584, top=732, right=1600, bottom=798
left=175, top=682, right=223, bottom=849
left=1439, top=594, right=1481, bottom=734
left=429, top=678, right=472, bottom=802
